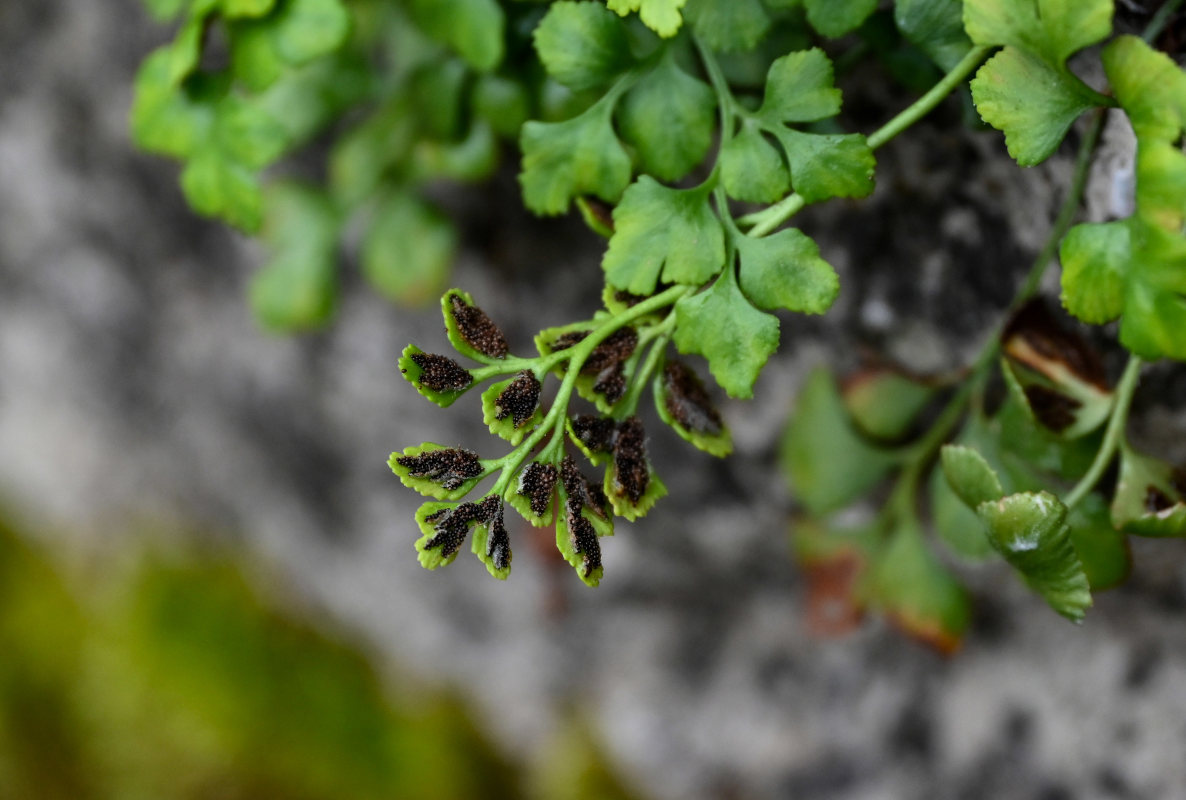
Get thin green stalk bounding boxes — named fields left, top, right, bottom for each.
left=934, top=107, right=1105, bottom=425
left=866, top=46, right=992, bottom=150
left=602, top=66, right=643, bottom=106
left=883, top=350, right=993, bottom=525
left=536, top=396, right=572, bottom=465
left=880, top=103, right=1106, bottom=513
left=695, top=35, right=738, bottom=139
left=1144, top=0, right=1183, bottom=42
left=1063, top=355, right=1143, bottom=510
left=694, top=36, right=743, bottom=228
left=1010, top=109, right=1106, bottom=311
left=886, top=464, right=923, bottom=521
left=743, top=195, right=805, bottom=237
left=470, top=353, right=568, bottom=382
left=637, top=312, right=676, bottom=345
left=616, top=316, right=676, bottom=419
left=740, top=45, right=993, bottom=236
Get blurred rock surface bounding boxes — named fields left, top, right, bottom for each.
left=2, top=3, right=1186, bottom=799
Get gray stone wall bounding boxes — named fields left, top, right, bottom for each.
left=2, top=3, right=1185, bottom=799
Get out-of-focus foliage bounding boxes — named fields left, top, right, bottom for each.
left=0, top=515, right=639, bottom=800
left=132, top=0, right=545, bottom=330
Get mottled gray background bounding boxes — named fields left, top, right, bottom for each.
left=3, top=3, right=1186, bottom=799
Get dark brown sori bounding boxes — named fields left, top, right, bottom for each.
left=495, top=370, right=542, bottom=428
left=662, top=360, right=723, bottom=435
left=396, top=447, right=483, bottom=490
left=449, top=293, right=509, bottom=359
left=612, top=416, right=649, bottom=504
left=566, top=497, right=601, bottom=577
left=613, top=289, right=676, bottom=316
left=612, top=289, right=646, bottom=307
left=407, top=352, right=473, bottom=393
left=518, top=462, right=559, bottom=516
left=581, top=327, right=638, bottom=375
left=560, top=455, right=608, bottom=519
left=593, top=362, right=627, bottom=404
left=550, top=330, right=590, bottom=351
left=423, top=502, right=481, bottom=557
left=475, top=495, right=502, bottom=520
left=1023, top=384, right=1082, bottom=432
left=423, top=496, right=501, bottom=558
left=485, top=500, right=512, bottom=571
left=570, top=415, right=617, bottom=453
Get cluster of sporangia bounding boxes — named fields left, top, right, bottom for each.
left=392, top=291, right=725, bottom=583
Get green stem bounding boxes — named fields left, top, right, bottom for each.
left=695, top=35, right=738, bottom=139
left=695, top=34, right=745, bottom=227
left=884, top=352, right=993, bottom=524
left=740, top=45, right=993, bottom=236
left=937, top=107, right=1105, bottom=423
left=865, top=46, right=993, bottom=150
left=617, top=316, right=676, bottom=419
left=1063, top=355, right=1143, bottom=510
left=1009, top=109, right=1107, bottom=312
left=886, top=465, right=923, bottom=522
left=880, top=104, right=1106, bottom=512
left=1144, top=0, right=1183, bottom=42
left=489, top=285, right=690, bottom=496
left=470, top=330, right=614, bottom=382
left=536, top=400, right=571, bottom=465
left=743, top=195, right=806, bottom=238
left=470, top=354, right=564, bottom=383
left=637, top=311, right=676, bottom=345
left=602, top=67, right=643, bottom=106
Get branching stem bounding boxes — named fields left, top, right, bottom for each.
left=880, top=104, right=1107, bottom=520
left=1063, top=355, right=1143, bottom=510
left=694, top=36, right=747, bottom=233
left=489, top=284, right=690, bottom=496
left=1010, top=110, right=1107, bottom=310
left=865, top=46, right=994, bottom=150
left=694, top=35, right=738, bottom=142
left=616, top=314, right=676, bottom=419
left=1144, top=0, right=1184, bottom=42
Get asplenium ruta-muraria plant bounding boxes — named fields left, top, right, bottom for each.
left=132, top=0, right=1186, bottom=643
left=132, top=0, right=547, bottom=327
